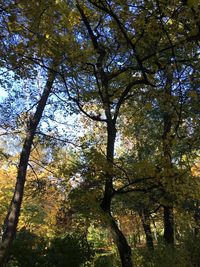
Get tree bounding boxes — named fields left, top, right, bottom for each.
left=0, top=65, right=57, bottom=265
left=0, top=0, right=200, bottom=266
left=0, top=0, right=76, bottom=263
left=62, top=1, right=200, bottom=265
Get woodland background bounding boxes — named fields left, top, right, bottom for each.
left=0, top=0, right=200, bottom=266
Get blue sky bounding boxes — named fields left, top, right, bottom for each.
left=0, top=87, right=8, bottom=101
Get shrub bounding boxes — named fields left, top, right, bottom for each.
left=7, top=230, right=46, bottom=267
left=45, top=233, right=94, bottom=267
left=135, top=243, right=190, bottom=267
left=94, top=254, right=113, bottom=267
left=7, top=231, right=94, bottom=267
left=182, top=233, right=200, bottom=267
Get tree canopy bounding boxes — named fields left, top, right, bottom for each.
left=0, top=1, right=199, bottom=267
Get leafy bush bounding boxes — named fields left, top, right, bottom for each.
left=8, top=230, right=46, bottom=267
left=94, top=254, right=113, bottom=267
left=7, top=231, right=94, bottom=267
left=182, top=233, right=200, bottom=267
left=134, top=243, right=190, bottom=267
left=45, top=233, right=94, bottom=267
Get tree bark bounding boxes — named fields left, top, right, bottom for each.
left=0, top=68, right=57, bottom=266
left=100, top=121, right=133, bottom=267
left=163, top=206, right=174, bottom=245
left=162, top=71, right=174, bottom=246
left=109, top=217, right=132, bottom=267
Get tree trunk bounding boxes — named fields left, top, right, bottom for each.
left=162, top=72, right=174, bottom=246
left=0, top=68, right=57, bottom=266
left=139, top=210, right=154, bottom=250
left=76, top=3, right=133, bottom=265
left=163, top=206, right=174, bottom=245
left=100, top=121, right=133, bottom=267
left=109, top=217, right=132, bottom=267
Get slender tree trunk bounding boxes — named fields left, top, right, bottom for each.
left=100, top=121, right=133, bottom=267
left=163, top=206, right=174, bottom=245
left=0, top=68, right=57, bottom=266
left=162, top=72, right=174, bottom=246
left=139, top=210, right=154, bottom=250
left=76, top=3, right=133, bottom=265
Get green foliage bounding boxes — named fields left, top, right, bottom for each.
left=45, top=234, right=94, bottom=267
left=1, top=0, right=200, bottom=267
left=8, top=230, right=46, bottom=267
left=133, top=237, right=200, bottom=267
left=87, top=226, right=110, bottom=250
left=94, top=254, right=113, bottom=267
left=182, top=233, right=200, bottom=267
left=7, top=231, right=94, bottom=267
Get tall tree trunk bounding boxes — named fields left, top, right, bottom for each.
left=100, top=121, right=133, bottom=267
left=109, top=217, right=132, bottom=267
left=139, top=210, right=154, bottom=250
left=162, top=71, right=174, bottom=246
left=76, top=4, right=133, bottom=265
left=0, top=68, right=57, bottom=266
left=163, top=206, right=174, bottom=245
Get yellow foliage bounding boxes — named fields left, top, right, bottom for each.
left=192, top=161, right=200, bottom=177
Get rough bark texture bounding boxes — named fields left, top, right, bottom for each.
left=0, top=69, right=56, bottom=266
